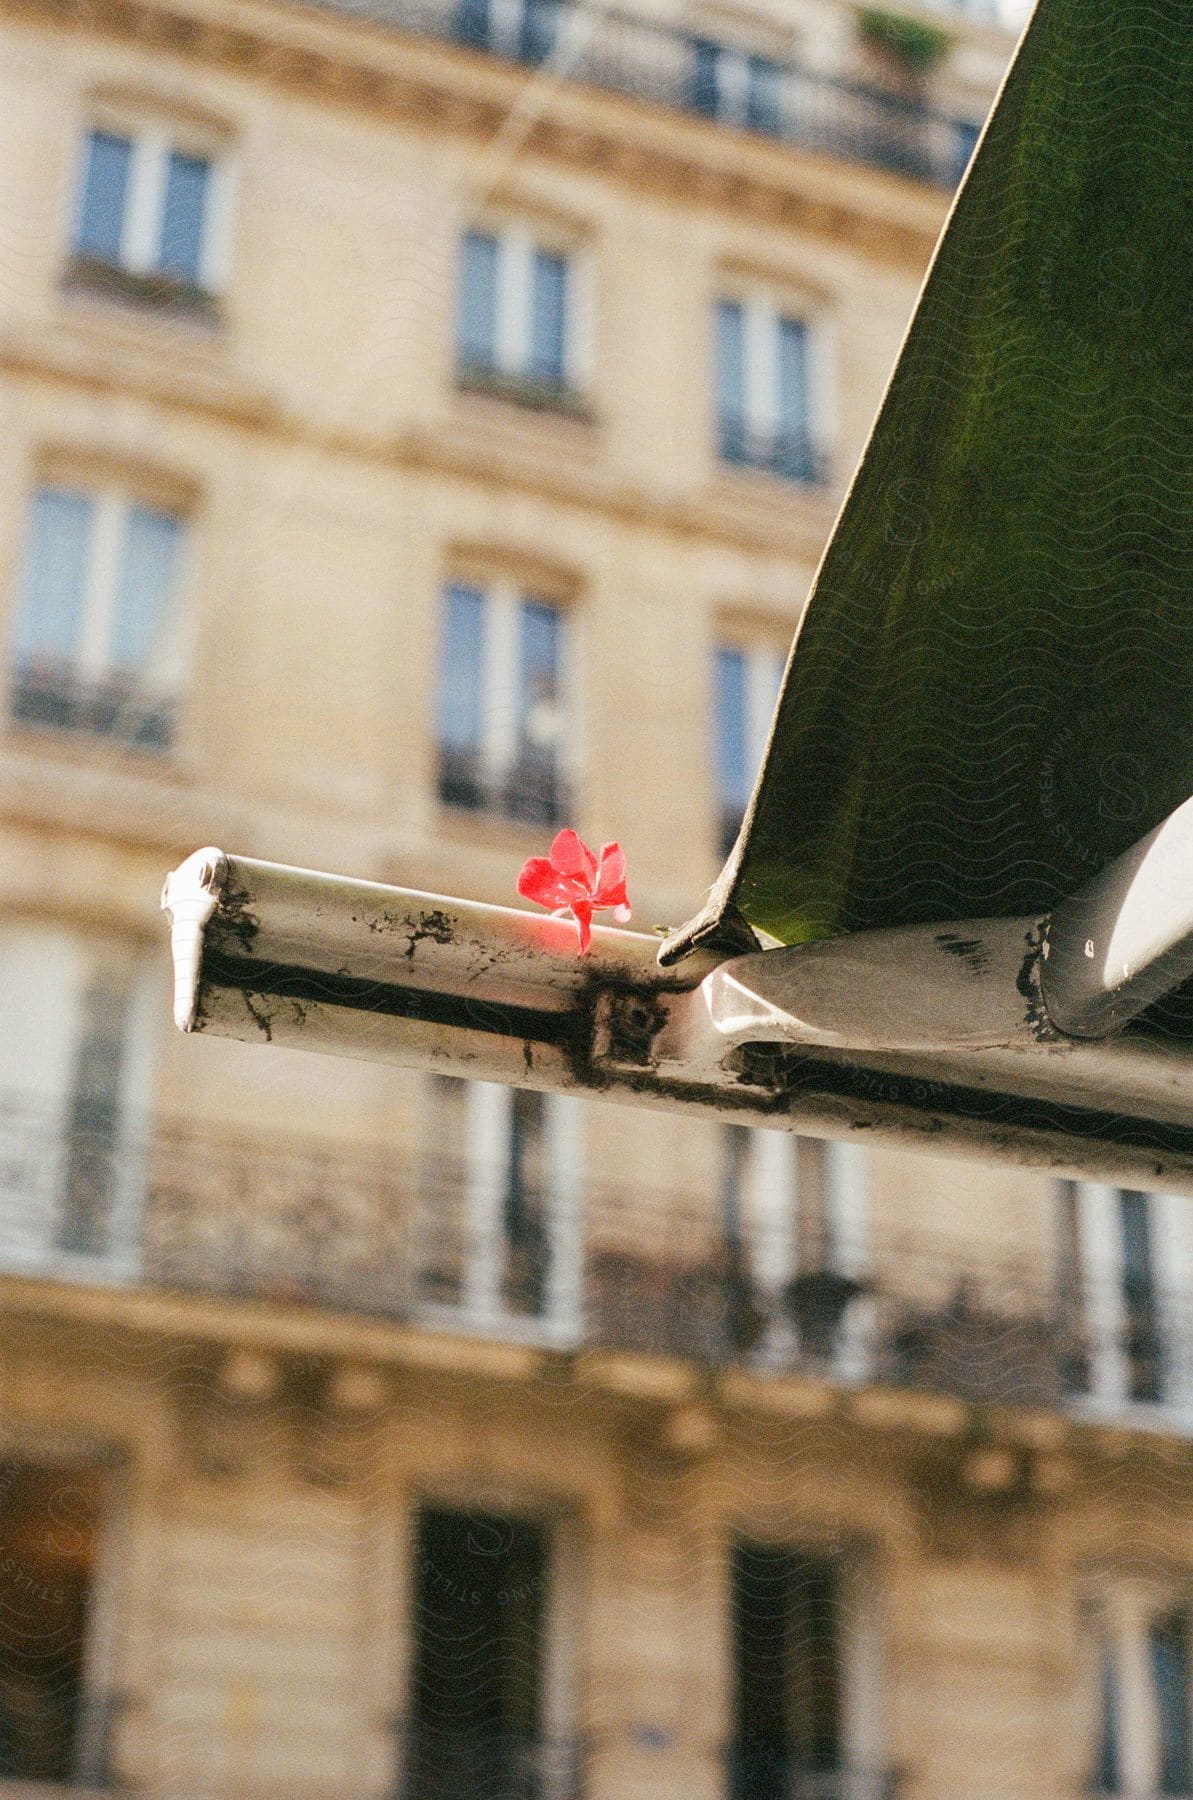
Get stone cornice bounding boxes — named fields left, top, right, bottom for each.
left=1, top=315, right=837, bottom=561
left=5, top=0, right=950, bottom=266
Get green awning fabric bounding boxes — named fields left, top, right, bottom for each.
left=661, top=0, right=1192, bottom=965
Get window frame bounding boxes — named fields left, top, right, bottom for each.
left=0, top=924, right=158, bottom=1282
left=723, top=1531, right=886, bottom=1790
left=1056, top=1181, right=1193, bottom=1422
left=721, top=1127, right=872, bottom=1374
left=456, top=223, right=593, bottom=407
left=436, top=573, right=575, bottom=827
left=9, top=473, right=191, bottom=753
left=713, top=286, right=834, bottom=484
left=692, top=39, right=792, bottom=136
left=713, top=634, right=788, bottom=857
left=66, top=107, right=236, bottom=308
left=413, top=1076, right=585, bottom=1346
left=1082, top=1578, right=1193, bottom=1799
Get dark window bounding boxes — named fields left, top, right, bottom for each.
left=458, top=231, right=500, bottom=374
left=729, top=1541, right=842, bottom=1800
left=406, top=1509, right=551, bottom=1800
left=0, top=1463, right=106, bottom=1784
left=1096, top=1632, right=1121, bottom=1794
left=519, top=0, right=560, bottom=65
left=692, top=39, right=721, bottom=114
left=1120, top=1189, right=1164, bottom=1403
left=714, top=645, right=749, bottom=859
left=1152, top=1609, right=1193, bottom=1795
left=72, top=127, right=216, bottom=297
left=744, top=56, right=786, bottom=135
left=953, top=118, right=982, bottom=183
left=455, top=0, right=492, bottom=47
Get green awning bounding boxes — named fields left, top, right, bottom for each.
left=662, top=0, right=1192, bottom=965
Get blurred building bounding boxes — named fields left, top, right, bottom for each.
left=3, top=0, right=1192, bottom=1797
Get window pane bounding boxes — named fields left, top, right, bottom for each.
left=714, top=646, right=749, bottom=810
left=730, top=1542, right=842, bottom=1800
left=11, top=489, right=94, bottom=665
left=454, top=0, right=492, bottom=46
left=458, top=231, right=499, bottom=370
left=777, top=316, right=809, bottom=431
left=111, top=505, right=183, bottom=671
left=692, top=39, right=722, bottom=115
left=954, top=117, right=982, bottom=183
left=58, top=967, right=132, bottom=1256
left=1151, top=1610, right=1192, bottom=1794
left=74, top=129, right=131, bottom=263
left=510, top=599, right=564, bottom=823
left=529, top=250, right=569, bottom=385
left=158, top=150, right=211, bottom=283
left=777, top=315, right=813, bottom=478
left=504, top=1088, right=549, bottom=1314
left=519, top=0, right=559, bottom=65
left=438, top=584, right=486, bottom=750
left=1097, top=1637, right=1121, bottom=1794
left=746, top=57, right=785, bottom=135
left=438, top=583, right=487, bottom=809
left=722, top=1124, right=749, bottom=1244
left=715, top=300, right=747, bottom=460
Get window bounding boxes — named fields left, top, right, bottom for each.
left=692, top=41, right=789, bottom=136
left=438, top=578, right=570, bottom=825
left=457, top=228, right=584, bottom=405
left=70, top=119, right=229, bottom=304
left=1055, top=1183, right=1193, bottom=1415
left=1083, top=1585, right=1193, bottom=1798
left=455, top=0, right=563, bottom=64
left=727, top=1541, right=884, bottom=1798
left=953, top=117, right=982, bottom=182
left=406, top=1507, right=578, bottom=1800
left=721, top=1128, right=872, bottom=1369
left=0, top=925, right=155, bottom=1275
left=713, top=638, right=785, bottom=857
left=0, top=1458, right=115, bottom=1786
left=414, top=1077, right=583, bottom=1341
left=9, top=480, right=187, bottom=748
left=715, top=296, right=824, bottom=482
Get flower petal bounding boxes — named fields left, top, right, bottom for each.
left=517, top=857, right=571, bottom=908
left=550, top=828, right=598, bottom=888
left=571, top=900, right=594, bottom=953
left=594, top=842, right=629, bottom=910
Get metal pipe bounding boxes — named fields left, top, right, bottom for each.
left=163, top=847, right=1193, bottom=1192
left=1041, top=792, right=1193, bottom=1038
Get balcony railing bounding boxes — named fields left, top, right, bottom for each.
left=9, top=659, right=174, bottom=750
left=438, top=743, right=569, bottom=827
left=717, top=418, right=829, bottom=486
left=391, top=1722, right=584, bottom=1800
left=295, top=0, right=983, bottom=189
left=3, top=1102, right=1193, bottom=1426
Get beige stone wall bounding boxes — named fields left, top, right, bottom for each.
left=5, top=4, right=1187, bottom=1799
left=6, top=1300, right=1191, bottom=1800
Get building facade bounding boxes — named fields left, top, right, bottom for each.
left=3, top=0, right=1193, bottom=1796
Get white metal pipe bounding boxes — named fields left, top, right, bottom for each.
left=163, top=847, right=1193, bottom=1193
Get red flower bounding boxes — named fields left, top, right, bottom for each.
left=517, top=828, right=632, bottom=954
